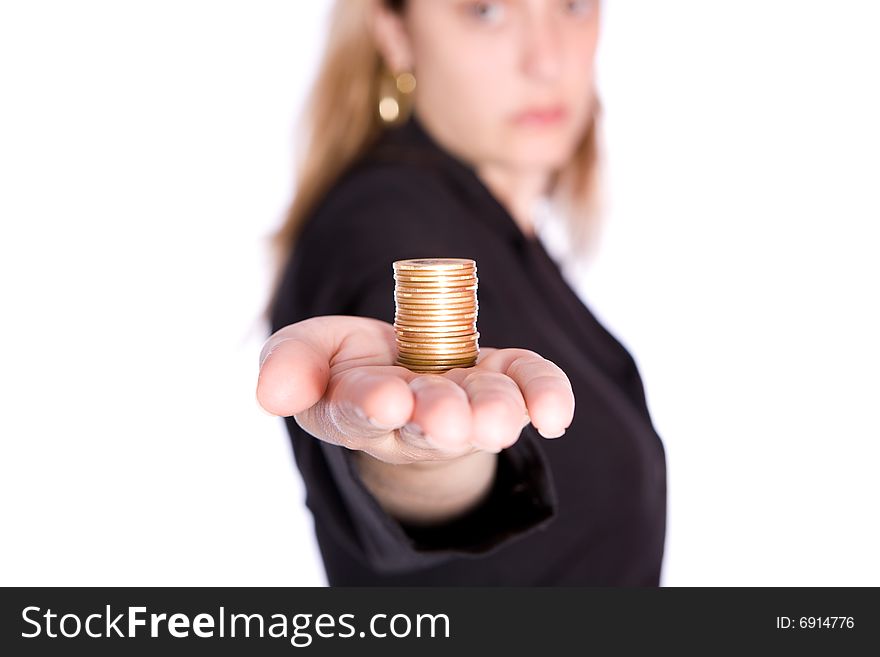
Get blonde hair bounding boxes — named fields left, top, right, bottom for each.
left=265, top=0, right=603, bottom=319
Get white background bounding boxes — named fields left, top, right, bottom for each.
left=1, top=1, right=877, bottom=586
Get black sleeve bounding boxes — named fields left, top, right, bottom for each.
left=270, top=165, right=559, bottom=575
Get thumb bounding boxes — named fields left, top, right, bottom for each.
left=256, top=318, right=336, bottom=417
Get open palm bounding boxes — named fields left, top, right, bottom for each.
left=257, top=315, right=574, bottom=465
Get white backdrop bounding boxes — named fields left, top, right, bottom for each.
left=1, top=1, right=877, bottom=586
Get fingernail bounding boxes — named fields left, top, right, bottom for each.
left=423, top=433, right=444, bottom=448
left=409, top=425, right=441, bottom=448
left=368, top=415, right=398, bottom=431
left=401, top=422, right=425, bottom=437
left=356, top=406, right=387, bottom=428
left=538, top=427, right=566, bottom=439
left=352, top=405, right=396, bottom=431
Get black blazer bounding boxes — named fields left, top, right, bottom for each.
left=270, top=112, right=667, bottom=585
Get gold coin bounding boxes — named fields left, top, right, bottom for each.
left=395, top=298, right=478, bottom=308
left=394, top=272, right=477, bottom=282
left=394, top=274, right=476, bottom=284
left=394, top=258, right=477, bottom=271
left=397, top=348, right=478, bottom=357
left=396, top=309, right=476, bottom=316
left=395, top=289, right=476, bottom=300
left=398, top=352, right=480, bottom=362
left=394, top=267, right=476, bottom=275
left=396, top=327, right=476, bottom=335
left=395, top=299, right=476, bottom=307
left=393, top=258, right=475, bottom=272
left=397, top=346, right=480, bottom=357
left=394, top=297, right=479, bottom=312
left=397, top=333, right=479, bottom=340
left=394, top=307, right=477, bottom=317
left=396, top=330, right=479, bottom=338
left=396, top=333, right=477, bottom=341
left=394, top=322, right=477, bottom=336
left=396, top=306, right=477, bottom=314
left=397, top=326, right=479, bottom=336
left=395, top=295, right=477, bottom=303
left=394, top=337, right=480, bottom=355
left=395, top=309, right=477, bottom=316
left=397, top=339, right=479, bottom=349
left=395, top=280, right=476, bottom=288
left=394, top=284, right=478, bottom=295
left=394, top=313, right=477, bottom=323
left=397, top=340, right=479, bottom=350
left=394, top=308, right=477, bottom=326
left=393, top=275, right=478, bottom=286
left=395, top=280, right=476, bottom=287
left=397, top=355, right=480, bottom=366
left=395, top=327, right=477, bottom=337
left=395, top=311, right=477, bottom=319
left=397, top=361, right=477, bottom=374
left=394, top=267, right=476, bottom=274
left=398, top=353, right=479, bottom=362
left=396, top=337, right=477, bottom=346
left=394, top=289, right=477, bottom=302
left=397, top=350, right=479, bottom=360
left=395, top=322, right=477, bottom=331
left=393, top=264, right=476, bottom=274
left=394, top=304, right=477, bottom=316
left=397, top=340, right=478, bottom=348
left=397, top=341, right=479, bottom=352
left=398, top=363, right=477, bottom=372
left=395, top=321, right=477, bottom=328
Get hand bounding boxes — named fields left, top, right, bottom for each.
left=256, top=315, right=574, bottom=465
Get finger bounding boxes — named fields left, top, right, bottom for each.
left=445, top=369, right=529, bottom=452
left=325, top=366, right=415, bottom=439
left=401, top=375, right=472, bottom=451
left=477, top=349, right=575, bottom=438
left=256, top=315, right=387, bottom=417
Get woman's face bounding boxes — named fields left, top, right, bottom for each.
left=379, top=0, right=601, bottom=174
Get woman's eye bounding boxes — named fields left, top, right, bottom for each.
left=465, top=1, right=506, bottom=25
left=562, top=0, right=596, bottom=18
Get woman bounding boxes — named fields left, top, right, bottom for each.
left=257, top=0, right=666, bottom=585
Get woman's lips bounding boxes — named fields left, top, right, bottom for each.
left=511, top=106, right=568, bottom=126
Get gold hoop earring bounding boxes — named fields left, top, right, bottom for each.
left=378, top=69, right=417, bottom=124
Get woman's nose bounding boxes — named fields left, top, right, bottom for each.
left=520, top=16, right=563, bottom=82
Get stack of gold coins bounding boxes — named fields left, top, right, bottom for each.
left=392, top=258, right=479, bottom=373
